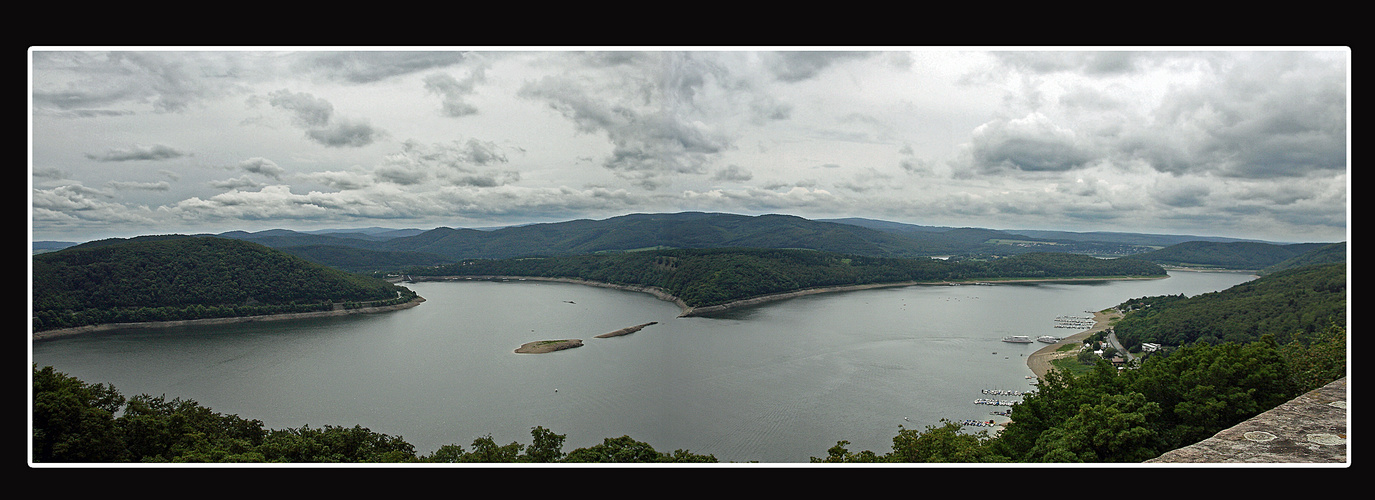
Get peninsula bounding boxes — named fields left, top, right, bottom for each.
left=402, top=248, right=1168, bottom=317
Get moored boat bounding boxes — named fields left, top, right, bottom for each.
left=1036, top=335, right=1060, bottom=343
left=1001, top=335, right=1032, bottom=343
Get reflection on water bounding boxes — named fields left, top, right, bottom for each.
left=32, top=271, right=1254, bottom=463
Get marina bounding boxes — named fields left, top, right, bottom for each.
left=1053, top=315, right=1096, bottom=329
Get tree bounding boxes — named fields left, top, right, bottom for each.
left=1023, top=392, right=1162, bottom=462
left=887, top=421, right=1005, bottom=463
left=32, top=365, right=126, bottom=462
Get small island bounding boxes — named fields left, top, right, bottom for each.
left=514, top=339, right=584, bottom=354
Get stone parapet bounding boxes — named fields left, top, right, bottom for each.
left=1147, top=377, right=1348, bottom=464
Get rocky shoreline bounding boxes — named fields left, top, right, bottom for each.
left=31, top=296, right=427, bottom=341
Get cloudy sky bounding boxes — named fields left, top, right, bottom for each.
left=29, top=48, right=1349, bottom=244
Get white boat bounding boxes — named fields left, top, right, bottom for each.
left=1001, top=335, right=1033, bottom=343
left=1037, top=335, right=1060, bottom=344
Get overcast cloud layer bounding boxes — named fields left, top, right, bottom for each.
left=30, top=48, right=1349, bottom=243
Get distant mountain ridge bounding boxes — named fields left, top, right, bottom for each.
left=36, top=212, right=1342, bottom=272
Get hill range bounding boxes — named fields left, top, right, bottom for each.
left=33, top=212, right=1344, bottom=273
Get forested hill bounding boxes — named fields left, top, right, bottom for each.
left=32, top=236, right=416, bottom=332
left=1131, top=240, right=1335, bottom=270
left=215, top=212, right=1233, bottom=270
left=1112, top=262, right=1346, bottom=349
left=407, top=248, right=1166, bottom=309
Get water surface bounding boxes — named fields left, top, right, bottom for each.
left=32, top=271, right=1255, bottom=463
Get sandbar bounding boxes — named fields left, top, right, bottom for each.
left=515, top=339, right=583, bottom=354
left=594, top=321, right=658, bottom=338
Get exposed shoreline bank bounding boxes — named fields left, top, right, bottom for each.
left=674, top=275, right=1165, bottom=317
left=31, top=296, right=427, bottom=341
left=410, top=274, right=1165, bottom=318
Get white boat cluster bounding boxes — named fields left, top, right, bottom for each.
left=980, top=388, right=1027, bottom=396
left=973, top=398, right=1017, bottom=406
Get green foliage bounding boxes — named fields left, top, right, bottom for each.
left=32, top=236, right=415, bottom=332
left=1112, top=263, right=1346, bottom=348
left=32, top=365, right=125, bottom=462
left=886, top=421, right=1006, bottom=463
left=1279, top=323, right=1347, bottom=393
left=1134, top=241, right=1334, bottom=270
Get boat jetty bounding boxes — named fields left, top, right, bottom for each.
left=1054, top=315, right=1095, bottom=329
left=961, top=419, right=998, bottom=427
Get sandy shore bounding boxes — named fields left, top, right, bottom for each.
left=32, top=296, right=427, bottom=341
left=1025, top=309, right=1123, bottom=379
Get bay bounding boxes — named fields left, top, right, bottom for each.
left=31, top=271, right=1255, bottom=463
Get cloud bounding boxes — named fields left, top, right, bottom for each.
left=305, top=118, right=383, bottom=148
left=293, top=51, right=471, bottom=84
left=712, top=165, right=753, bottom=182
left=32, top=184, right=158, bottom=226
left=237, top=157, right=285, bottom=179
left=764, top=52, right=871, bottom=82
left=106, top=180, right=171, bottom=191
left=1139, top=52, right=1347, bottom=179
left=267, top=89, right=384, bottom=148
left=516, top=52, right=757, bottom=189
left=367, top=139, right=517, bottom=188
left=424, top=63, right=488, bottom=117
left=268, top=89, right=334, bottom=127
left=961, top=113, right=1095, bottom=174
left=209, top=176, right=264, bottom=191
left=84, top=144, right=189, bottom=162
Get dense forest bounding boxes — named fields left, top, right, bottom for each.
left=1111, top=263, right=1346, bottom=348
left=32, top=236, right=416, bottom=332
left=405, top=248, right=1167, bottom=309
left=1131, top=240, right=1335, bottom=270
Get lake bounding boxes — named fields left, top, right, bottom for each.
left=31, top=271, right=1256, bottom=463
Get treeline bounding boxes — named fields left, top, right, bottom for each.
left=32, top=236, right=415, bottom=332
left=407, top=248, right=1166, bottom=308
left=32, top=365, right=715, bottom=464
left=1112, top=263, right=1346, bottom=348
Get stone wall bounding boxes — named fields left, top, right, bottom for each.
left=1146, top=376, right=1348, bottom=464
